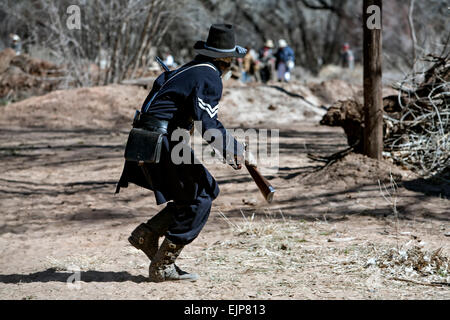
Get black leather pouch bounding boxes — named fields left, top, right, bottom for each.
left=124, top=128, right=164, bottom=163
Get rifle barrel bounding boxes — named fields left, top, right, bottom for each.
left=155, top=56, right=170, bottom=72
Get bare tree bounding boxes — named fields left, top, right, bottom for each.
left=1, top=0, right=178, bottom=87
left=1, top=0, right=448, bottom=85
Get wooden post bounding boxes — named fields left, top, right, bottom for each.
left=363, top=0, right=383, bottom=160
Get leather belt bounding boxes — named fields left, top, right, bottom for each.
left=136, top=113, right=169, bottom=134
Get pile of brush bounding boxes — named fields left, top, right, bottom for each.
left=371, top=244, right=449, bottom=286
left=384, top=54, right=449, bottom=178
left=320, top=53, right=449, bottom=179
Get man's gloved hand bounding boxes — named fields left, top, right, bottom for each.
left=227, top=142, right=257, bottom=170
left=229, top=154, right=243, bottom=170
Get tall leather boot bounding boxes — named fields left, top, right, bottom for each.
left=128, top=203, right=176, bottom=261
left=148, top=238, right=199, bottom=282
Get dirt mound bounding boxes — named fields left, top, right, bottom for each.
left=0, top=79, right=325, bottom=131
left=0, top=84, right=148, bottom=130
left=220, top=80, right=326, bottom=126
left=308, top=79, right=363, bottom=105
left=318, top=64, right=363, bottom=84
left=0, top=48, right=16, bottom=74
left=303, top=153, right=412, bottom=188
left=0, top=50, right=63, bottom=102
left=307, top=76, right=397, bottom=107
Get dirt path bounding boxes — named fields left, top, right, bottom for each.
left=0, top=82, right=448, bottom=300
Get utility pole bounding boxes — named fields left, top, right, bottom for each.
left=363, top=0, right=383, bottom=160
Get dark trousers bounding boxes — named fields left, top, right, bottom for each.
left=148, top=189, right=213, bottom=245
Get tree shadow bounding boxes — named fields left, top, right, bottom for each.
left=267, top=84, right=326, bottom=109
left=0, top=268, right=148, bottom=284
left=402, top=168, right=450, bottom=199
left=222, top=179, right=450, bottom=223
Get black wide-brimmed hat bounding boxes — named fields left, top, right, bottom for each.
left=194, top=24, right=247, bottom=58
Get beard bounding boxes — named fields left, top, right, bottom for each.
left=216, top=60, right=231, bottom=71
left=222, top=70, right=232, bottom=81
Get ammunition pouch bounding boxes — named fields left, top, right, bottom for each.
left=124, top=112, right=168, bottom=164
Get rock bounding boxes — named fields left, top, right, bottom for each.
left=328, top=237, right=356, bottom=242
left=366, top=258, right=377, bottom=267
left=242, top=198, right=257, bottom=206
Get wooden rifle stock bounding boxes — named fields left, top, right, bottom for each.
left=245, top=164, right=275, bottom=203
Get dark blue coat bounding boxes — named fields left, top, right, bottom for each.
left=275, top=46, right=295, bottom=67
left=116, top=56, right=244, bottom=205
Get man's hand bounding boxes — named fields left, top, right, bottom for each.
left=227, top=142, right=257, bottom=170
left=230, top=154, right=243, bottom=170
left=230, top=162, right=242, bottom=170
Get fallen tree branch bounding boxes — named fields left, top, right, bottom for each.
left=390, top=277, right=450, bottom=287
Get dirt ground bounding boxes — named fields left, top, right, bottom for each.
left=0, top=80, right=448, bottom=300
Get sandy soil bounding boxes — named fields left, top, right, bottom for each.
left=0, top=80, right=448, bottom=300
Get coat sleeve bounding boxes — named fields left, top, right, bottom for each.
left=191, top=71, right=244, bottom=163
left=287, top=47, right=295, bottom=62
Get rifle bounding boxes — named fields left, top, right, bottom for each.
left=154, top=56, right=275, bottom=203
left=245, top=164, right=275, bottom=203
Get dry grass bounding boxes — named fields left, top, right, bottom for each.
left=203, top=211, right=449, bottom=291
left=374, top=245, right=449, bottom=283
left=43, top=254, right=109, bottom=272
left=202, top=210, right=311, bottom=278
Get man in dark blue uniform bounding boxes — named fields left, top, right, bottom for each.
left=116, top=24, right=255, bottom=282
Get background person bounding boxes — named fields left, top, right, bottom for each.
left=241, top=46, right=253, bottom=83
left=259, top=39, right=275, bottom=83
left=9, top=34, right=22, bottom=55
left=340, top=43, right=354, bottom=70
left=275, top=39, right=295, bottom=82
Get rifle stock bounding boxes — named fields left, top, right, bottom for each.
left=245, top=164, right=275, bottom=203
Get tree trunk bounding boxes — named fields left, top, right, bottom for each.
left=363, top=0, right=383, bottom=160
left=128, top=1, right=157, bottom=79
left=408, top=0, right=417, bottom=69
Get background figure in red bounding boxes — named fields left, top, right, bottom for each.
left=340, top=43, right=354, bottom=70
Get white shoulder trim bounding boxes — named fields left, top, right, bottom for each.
left=143, top=63, right=218, bottom=112
left=173, top=63, right=218, bottom=79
